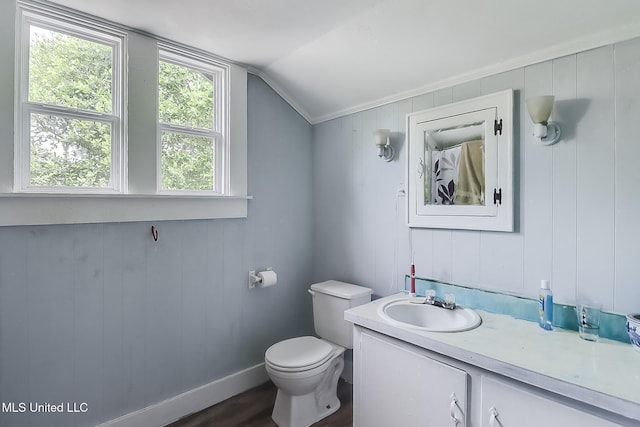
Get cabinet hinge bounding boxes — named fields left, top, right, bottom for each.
left=493, top=188, right=502, bottom=205
left=494, top=119, right=503, bottom=136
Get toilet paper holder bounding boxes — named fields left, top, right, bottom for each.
left=249, top=268, right=275, bottom=288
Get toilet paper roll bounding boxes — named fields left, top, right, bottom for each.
left=258, top=270, right=277, bottom=287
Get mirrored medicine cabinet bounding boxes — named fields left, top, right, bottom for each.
left=406, top=89, right=514, bottom=231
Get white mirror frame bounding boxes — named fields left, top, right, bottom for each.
left=406, top=89, right=514, bottom=232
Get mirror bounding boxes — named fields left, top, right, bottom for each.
left=407, top=90, right=513, bottom=231
left=424, top=121, right=485, bottom=206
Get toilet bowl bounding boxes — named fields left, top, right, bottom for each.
left=264, top=280, right=372, bottom=427
left=265, top=336, right=345, bottom=427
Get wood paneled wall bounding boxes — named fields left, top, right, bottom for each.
left=312, top=39, right=640, bottom=315
left=0, top=76, right=314, bottom=426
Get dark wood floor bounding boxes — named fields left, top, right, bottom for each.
left=167, top=379, right=352, bottom=427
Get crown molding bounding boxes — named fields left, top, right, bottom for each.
left=254, top=24, right=640, bottom=125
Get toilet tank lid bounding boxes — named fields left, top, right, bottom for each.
left=310, top=280, right=372, bottom=299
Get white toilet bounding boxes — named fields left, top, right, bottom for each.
left=264, top=280, right=372, bottom=427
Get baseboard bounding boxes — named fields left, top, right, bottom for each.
left=97, top=363, right=269, bottom=427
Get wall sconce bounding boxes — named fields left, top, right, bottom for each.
left=373, top=129, right=394, bottom=162
left=526, top=96, right=561, bottom=145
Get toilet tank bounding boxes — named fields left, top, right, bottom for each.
left=310, top=280, right=372, bottom=349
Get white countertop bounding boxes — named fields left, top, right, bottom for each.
left=345, top=293, right=640, bottom=421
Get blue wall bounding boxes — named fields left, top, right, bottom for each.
left=311, top=38, right=640, bottom=315
left=0, top=75, right=314, bottom=426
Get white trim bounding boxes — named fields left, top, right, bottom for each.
left=0, top=193, right=251, bottom=226
left=97, top=363, right=269, bottom=427
left=254, top=24, right=640, bottom=125
left=228, top=64, right=248, bottom=198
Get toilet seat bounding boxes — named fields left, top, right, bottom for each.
left=265, top=336, right=334, bottom=372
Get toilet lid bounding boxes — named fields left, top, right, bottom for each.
left=265, top=336, right=333, bottom=370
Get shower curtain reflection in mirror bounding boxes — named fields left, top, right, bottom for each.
left=424, top=122, right=485, bottom=206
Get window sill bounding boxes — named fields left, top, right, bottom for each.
left=0, top=193, right=251, bottom=226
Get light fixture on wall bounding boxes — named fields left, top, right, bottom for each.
left=526, top=96, right=561, bottom=145
left=373, top=129, right=394, bottom=162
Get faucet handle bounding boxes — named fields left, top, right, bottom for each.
left=445, top=293, right=455, bottom=305
left=426, top=289, right=436, bottom=302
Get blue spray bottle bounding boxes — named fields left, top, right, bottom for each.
left=538, top=280, right=553, bottom=331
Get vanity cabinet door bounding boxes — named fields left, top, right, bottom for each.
left=481, top=376, right=622, bottom=427
left=355, top=329, right=468, bottom=427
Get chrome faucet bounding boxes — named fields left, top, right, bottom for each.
left=424, top=290, right=456, bottom=310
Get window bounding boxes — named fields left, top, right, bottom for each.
left=5, top=1, right=247, bottom=226
left=158, top=49, right=227, bottom=194
left=16, top=9, right=125, bottom=192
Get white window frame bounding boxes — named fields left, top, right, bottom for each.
left=157, top=47, right=227, bottom=195
left=1, top=0, right=248, bottom=226
left=15, top=7, right=126, bottom=194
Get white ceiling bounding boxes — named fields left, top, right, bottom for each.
left=46, top=0, right=640, bottom=123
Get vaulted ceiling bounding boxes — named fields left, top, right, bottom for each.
left=47, top=0, right=640, bottom=123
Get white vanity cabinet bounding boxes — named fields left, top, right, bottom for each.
left=353, top=326, right=633, bottom=427
left=354, top=328, right=468, bottom=427
left=480, top=376, right=622, bottom=427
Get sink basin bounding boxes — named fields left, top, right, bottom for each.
left=378, top=298, right=481, bottom=332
